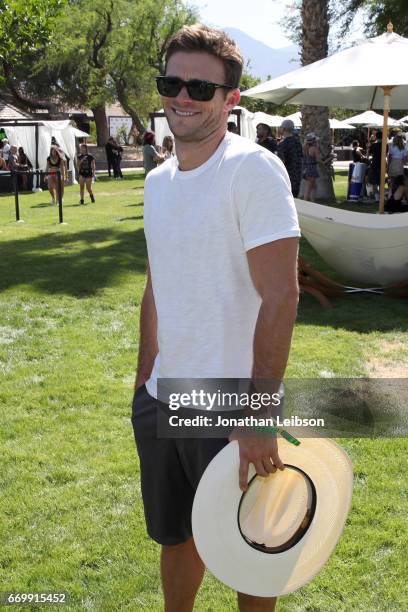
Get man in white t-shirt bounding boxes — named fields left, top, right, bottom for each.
left=131, top=24, right=300, bottom=612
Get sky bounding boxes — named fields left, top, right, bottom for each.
left=196, top=0, right=294, bottom=48
left=195, top=0, right=366, bottom=49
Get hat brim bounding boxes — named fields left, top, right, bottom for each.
left=192, top=437, right=353, bottom=597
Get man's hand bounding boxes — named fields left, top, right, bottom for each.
left=229, top=431, right=285, bottom=491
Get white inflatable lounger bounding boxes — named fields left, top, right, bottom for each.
left=295, top=199, right=408, bottom=286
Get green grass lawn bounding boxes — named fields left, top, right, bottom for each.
left=0, top=172, right=407, bottom=611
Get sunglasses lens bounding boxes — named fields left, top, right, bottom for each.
left=187, top=81, right=216, bottom=101
left=156, top=77, right=217, bottom=101
left=156, top=78, right=182, bottom=97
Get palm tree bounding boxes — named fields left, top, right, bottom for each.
left=300, top=0, right=335, bottom=200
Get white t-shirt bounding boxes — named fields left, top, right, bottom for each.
left=143, top=132, right=300, bottom=398
left=2, top=143, right=10, bottom=161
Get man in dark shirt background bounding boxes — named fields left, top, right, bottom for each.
left=277, top=119, right=303, bottom=197
left=105, top=137, right=115, bottom=178
left=256, top=122, right=277, bottom=154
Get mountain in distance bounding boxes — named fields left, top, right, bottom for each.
left=223, top=27, right=300, bottom=81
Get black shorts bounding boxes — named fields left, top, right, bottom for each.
left=131, top=384, right=228, bottom=545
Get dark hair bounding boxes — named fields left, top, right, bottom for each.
left=143, top=131, right=155, bottom=145
left=49, top=145, right=62, bottom=161
left=165, top=24, right=243, bottom=88
left=352, top=140, right=359, bottom=148
left=257, top=123, right=272, bottom=137
left=392, top=134, right=405, bottom=150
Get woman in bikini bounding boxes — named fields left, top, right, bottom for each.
left=45, top=146, right=64, bottom=205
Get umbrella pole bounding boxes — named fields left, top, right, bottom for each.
left=379, top=86, right=393, bottom=213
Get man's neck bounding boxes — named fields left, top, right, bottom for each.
left=175, top=127, right=227, bottom=171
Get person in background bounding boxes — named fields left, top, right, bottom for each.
left=385, top=174, right=408, bottom=213
left=367, top=131, right=385, bottom=202
left=105, top=137, right=116, bottom=178
left=77, top=143, right=96, bottom=205
left=142, top=131, right=165, bottom=175
left=227, top=120, right=239, bottom=134
left=112, top=138, right=124, bottom=179
left=45, top=146, right=65, bottom=205
left=277, top=119, right=303, bottom=197
left=162, top=135, right=175, bottom=160
left=256, top=123, right=277, bottom=153
left=388, top=133, right=407, bottom=191
left=51, top=137, right=69, bottom=185
left=16, top=147, right=32, bottom=190
left=352, top=140, right=368, bottom=164
left=7, top=146, right=18, bottom=170
left=2, top=138, right=11, bottom=163
left=302, top=133, right=320, bottom=201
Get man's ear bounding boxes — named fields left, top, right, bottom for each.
left=225, top=88, right=241, bottom=112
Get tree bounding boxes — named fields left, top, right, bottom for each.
left=299, top=0, right=335, bottom=201
left=109, top=0, right=197, bottom=134
left=40, top=0, right=197, bottom=143
left=0, top=0, right=197, bottom=143
left=0, top=0, right=65, bottom=114
left=338, top=0, right=408, bottom=38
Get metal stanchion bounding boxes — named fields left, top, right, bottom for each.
left=57, top=170, right=64, bottom=224
left=12, top=171, right=21, bottom=222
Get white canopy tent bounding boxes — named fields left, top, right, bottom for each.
left=149, top=105, right=257, bottom=143
left=242, top=25, right=408, bottom=213
left=346, top=110, right=400, bottom=127
left=3, top=120, right=88, bottom=188
left=252, top=112, right=284, bottom=128
left=280, top=113, right=355, bottom=130
left=283, top=111, right=302, bottom=128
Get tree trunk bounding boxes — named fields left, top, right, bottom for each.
left=115, top=79, right=145, bottom=134
left=300, top=0, right=335, bottom=201
left=92, top=105, right=109, bottom=145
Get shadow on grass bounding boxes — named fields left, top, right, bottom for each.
left=95, top=173, right=144, bottom=184
left=0, top=191, right=37, bottom=199
left=0, top=227, right=147, bottom=297
left=298, top=239, right=408, bottom=333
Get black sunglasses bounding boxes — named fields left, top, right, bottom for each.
left=155, top=76, right=233, bottom=101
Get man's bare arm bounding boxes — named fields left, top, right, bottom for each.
left=232, top=237, right=299, bottom=491
left=135, top=264, right=158, bottom=389
left=250, top=237, right=299, bottom=381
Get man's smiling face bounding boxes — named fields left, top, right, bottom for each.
left=162, top=51, right=239, bottom=143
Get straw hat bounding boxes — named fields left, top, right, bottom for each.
left=192, top=437, right=353, bottom=597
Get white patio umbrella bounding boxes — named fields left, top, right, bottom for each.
left=242, top=23, right=408, bottom=212
left=346, top=110, right=399, bottom=127
left=329, top=118, right=355, bottom=130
